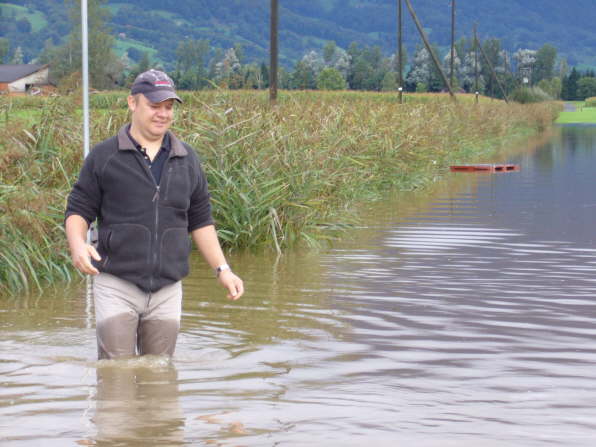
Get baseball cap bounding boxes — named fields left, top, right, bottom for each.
left=130, top=69, right=182, bottom=104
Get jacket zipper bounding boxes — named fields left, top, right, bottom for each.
left=150, top=184, right=160, bottom=292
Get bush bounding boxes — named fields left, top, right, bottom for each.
left=585, top=97, right=596, bottom=107
left=316, top=67, right=347, bottom=91
left=510, top=86, right=552, bottom=104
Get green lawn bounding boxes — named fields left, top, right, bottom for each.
left=0, top=2, right=47, bottom=32
left=114, top=37, right=159, bottom=59
left=556, top=104, right=596, bottom=124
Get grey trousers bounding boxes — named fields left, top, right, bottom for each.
left=92, top=273, right=182, bottom=360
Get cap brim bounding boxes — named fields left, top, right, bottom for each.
left=143, top=90, right=183, bottom=104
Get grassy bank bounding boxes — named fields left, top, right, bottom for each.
left=0, top=90, right=560, bottom=295
left=555, top=102, right=596, bottom=124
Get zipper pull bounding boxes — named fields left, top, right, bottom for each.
left=152, top=186, right=160, bottom=202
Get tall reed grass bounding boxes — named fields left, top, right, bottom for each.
left=0, top=90, right=560, bottom=295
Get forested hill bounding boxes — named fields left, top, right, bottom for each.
left=2, top=0, right=596, bottom=68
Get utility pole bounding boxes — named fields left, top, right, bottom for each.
left=474, top=23, right=479, bottom=103
left=397, top=0, right=403, bottom=103
left=269, top=0, right=278, bottom=105
left=81, top=0, right=89, bottom=158
left=404, top=0, right=456, bottom=100
left=450, top=0, right=455, bottom=90
left=81, top=0, right=93, bottom=329
left=475, top=32, right=510, bottom=103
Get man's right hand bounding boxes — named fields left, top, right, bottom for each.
left=71, top=243, right=101, bottom=275
left=66, top=215, right=101, bottom=276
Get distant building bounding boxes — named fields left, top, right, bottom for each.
left=0, top=64, right=51, bottom=94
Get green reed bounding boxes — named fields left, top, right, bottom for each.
left=0, top=90, right=561, bottom=295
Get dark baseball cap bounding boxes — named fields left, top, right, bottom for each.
left=130, top=69, right=182, bottom=104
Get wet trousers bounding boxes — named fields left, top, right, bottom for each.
left=92, top=273, right=182, bottom=360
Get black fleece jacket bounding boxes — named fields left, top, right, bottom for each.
left=65, top=125, right=214, bottom=292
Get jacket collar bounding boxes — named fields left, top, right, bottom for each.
left=117, top=125, right=188, bottom=157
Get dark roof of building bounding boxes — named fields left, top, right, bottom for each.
left=0, top=64, right=49, bottom=83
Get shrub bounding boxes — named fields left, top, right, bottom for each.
left=510, top=86, right=552, bottom=104
left=316, top=67, right=347, bottom=91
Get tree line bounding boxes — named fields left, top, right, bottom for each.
left=3, top=0, right=590, bottom=102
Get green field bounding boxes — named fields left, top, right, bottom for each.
left=114, top=37, right=159, bottom=60
left=555, top=103, right=596, bottom=124
left=0, top=2, right=47, bottom=32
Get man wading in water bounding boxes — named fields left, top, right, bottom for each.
left=65, top=69, right=244, bottom=359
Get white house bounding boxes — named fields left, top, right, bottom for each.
left=0, top=64, right=51, bottom=93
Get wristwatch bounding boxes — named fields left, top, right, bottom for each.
left=215, top=264, right=231, bottom=277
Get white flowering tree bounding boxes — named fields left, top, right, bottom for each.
left=406, top=46, right=431, bottom=90
left=459, top=51, right=485, bottom=93
left=214, top=48, right=242, bottom=87
left=443, top=48, right=462, bottom=88
left=513, top=48, right=537, bottom=84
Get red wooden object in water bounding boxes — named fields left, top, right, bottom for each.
left=450, top=164, right=520, bottom=173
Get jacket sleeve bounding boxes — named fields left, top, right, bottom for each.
left=187, top=155, right=215, bottom=232
left=64, top=151, right=102, bottom=226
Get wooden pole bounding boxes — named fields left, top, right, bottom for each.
left=450, top=0, right=455, bottom=90
left=398, top=0, right=403, bottom=103
left=404, top=0, right=456, bottom=100
left=475, top=33, right=509, bottom=103
left=474, top=24, right=479, bottom=103
left=269, top=0, right=278, bottom=105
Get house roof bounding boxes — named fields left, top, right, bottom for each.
left=0, top=64, right=48, bottom=83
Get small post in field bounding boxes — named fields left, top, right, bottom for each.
left=269, top=0, right=279, bottom=105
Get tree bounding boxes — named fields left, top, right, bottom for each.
left=562, top=67, right=580, bottom=100
left=323, top=41, right=337, bottom=64
left=11, top=46, right=23, bottom=64
left=127, top=52, right=151, bottom=85
left=0, top=38, right=8, bottom=63
left=316, top=67, right=347, bottom=90
left=406, top=46, right=441, bottom=92
left=259, top=62, right=269, bottom=88
left=41, top=0, right=123, bottom=89
left=381, top=71, right=398, bottom=91
left=480, top=38, right=504, bottom=97
left=533, top=44, right=557, bottom=84
left=291, top=59, right=316, bottom=89
left=460, top=51, right=485, bottom=93
left=577, top=77, right=596, bottom=100
left=514, top=49, right=537, bottom=84
left=175, top=38, right=209, bottom=89
left=537, top=77, right=561, bottom=99
left=16, top=18, right=31, bottom=33
left=214, top=48, right=242, bottom=88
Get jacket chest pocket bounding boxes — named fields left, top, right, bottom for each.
left=163, top=164, right=191, bottom=209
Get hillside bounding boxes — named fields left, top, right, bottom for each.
left=1, top=0, right=596, bottom=69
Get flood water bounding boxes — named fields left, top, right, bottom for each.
left=2, top=125, right=596, bottom=446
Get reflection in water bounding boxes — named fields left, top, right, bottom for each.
left=3, top=126, right=596, bottom=446
left=94, top=359, right=184, bottom=446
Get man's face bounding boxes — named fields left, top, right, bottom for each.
left=128, top=94, right=175, bottom=139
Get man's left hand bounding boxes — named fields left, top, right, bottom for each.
left=218, top=270, right=244, bottom=300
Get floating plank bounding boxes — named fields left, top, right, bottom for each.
left=450, top=164, right=520, bottom=173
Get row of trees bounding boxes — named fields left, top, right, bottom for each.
left=165, top=38, right=564, bottom=99
left=12, top=0, right=578, bottom=101
left=560, top=68, right=596, bottom=101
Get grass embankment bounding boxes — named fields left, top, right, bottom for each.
left=555, top=101, right=596, bottom=124
left=0, top=90, right=560, bottom=295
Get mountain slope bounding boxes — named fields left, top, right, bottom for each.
left=1, top=0, right=595, bottom=68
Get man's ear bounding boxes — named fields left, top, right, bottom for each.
left=127, top=95, right=136, bottom=112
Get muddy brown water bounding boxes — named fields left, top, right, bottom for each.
left=2, top=125, right=596, bottom=446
